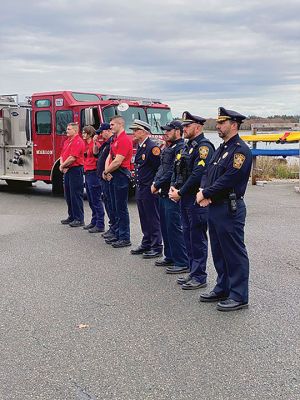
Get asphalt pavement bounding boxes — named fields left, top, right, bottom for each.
left=0, top=180, right=299, bottom=400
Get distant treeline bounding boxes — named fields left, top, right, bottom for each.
left=203, top=115, right=300, bottom=131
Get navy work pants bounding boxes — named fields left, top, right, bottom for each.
left=136, top=190, right=162, bottom=252
left=208, top=200, right=249, bottom=303
left=109, top=170, right=130, bottom=241
left=180, top=195, right=208, bottom=283
left=159, top=196, right=188, bottom=267
left=85, top=171, right=105, bottom=229
left=64, top=166, right=84, bottom=223
left=101, top=179, right=116, bottom=230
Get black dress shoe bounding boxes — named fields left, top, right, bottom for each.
left=105, top=237, right=118, bottom=244
left=83, top=223, right=95, bottom=230
left=142, top=250, right=162, bottom=259
left=181, top=278, right=207, bottom=290
left=130, top=246, right=150, bottom=255
left=61, top=217, right=73, bottom=225
left=88, top=226, right=105, bottom=233
left=199, top=291, right=228, bottom=303
left=155, top=259, right=174, bottom=267
left=177, top=275, right=192, bottom=285
left=102, top=229, right=114, bottom=238
left=69, top=220, right=84, bottom=227
left=112, top=240, right=132, bottom=248
left=217, top=299, right=248, bottom=312
left=165, top=266, right=189, bottom=274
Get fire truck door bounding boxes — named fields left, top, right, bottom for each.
left=32, top=97, right=55, bottom=178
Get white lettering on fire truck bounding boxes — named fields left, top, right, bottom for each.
left=36, top=150, right=53, bottom=155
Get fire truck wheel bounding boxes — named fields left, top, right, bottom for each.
left=51, top=171, right=64, bottom=195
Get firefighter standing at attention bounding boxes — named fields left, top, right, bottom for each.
left=130, top=119, right=163, bottom=259
left=60, top=122, right=85, bottom=227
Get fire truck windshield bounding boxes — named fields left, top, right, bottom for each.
left=147, top=108, right=173, bottom=134
left=103, top=106, right=147, bottom=133
left=103, top=106, right=173, bottom=134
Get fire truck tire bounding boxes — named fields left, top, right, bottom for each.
left=6, top=180, right=33, bottom=189
left=52, top=170, right=64, bottom=195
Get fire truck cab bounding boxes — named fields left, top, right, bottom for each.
left=0, top=91, right=172, bottom=193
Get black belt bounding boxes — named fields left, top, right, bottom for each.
left=85, top=169, right=97, bottom=174
left=215, top=197, right=243, bottom=204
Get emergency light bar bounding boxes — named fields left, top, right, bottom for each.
left=101, top=94, right=162, bottom=104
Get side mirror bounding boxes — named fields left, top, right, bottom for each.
left=84, top=108, right=95, bottom=126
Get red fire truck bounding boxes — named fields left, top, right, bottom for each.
left=0, top=91, right=172, bottom=193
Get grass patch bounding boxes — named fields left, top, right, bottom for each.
left=254, top=157, right=299, bottom=180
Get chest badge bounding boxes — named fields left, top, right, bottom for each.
left=176, top=153, right=181, bottom=160
left=142, top=154, right=145, bottom=160
left=189, top=148, right=193, bottom=154
left=222, top=152, right=228, bottom=159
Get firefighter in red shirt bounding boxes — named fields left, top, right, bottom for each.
left=82, top=125, right=105, bottom=233
left=103, top=116, right=133, bottom=248
left=60, top=122, right=85, bottom=227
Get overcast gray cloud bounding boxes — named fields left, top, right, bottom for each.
left=1, top=0, right=299, bottom=117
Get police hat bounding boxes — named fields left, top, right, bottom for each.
left=181, top=111, right=206, bottom=126
left=161, top=120, right=183, bottom=131
left=129, top=119, right=151, bottom=132
left=216, top=107, right=246, bottom=123
left=95, top=123, right=111, bottom=134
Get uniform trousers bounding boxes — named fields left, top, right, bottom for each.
left=109, top=170, right=130, bottom=241
left=159, top=196, right=188, bottom=267
left=136, top=186, right=162, bottom=252
left=208, top=199, right=249, bottom=303
left=85, top=171, right=105, bottom=229
left=101, top=179, right=116, bottom=231
left=64, top=166, right=84, bottom=223
left=180, top=194, right=208, bottom=283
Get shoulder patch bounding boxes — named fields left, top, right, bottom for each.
left=199, top=146, right=209, bottom=159
left=152, top=146, right=161, bottom=156
left=233, top=153, right=246, bottom=169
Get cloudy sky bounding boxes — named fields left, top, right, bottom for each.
left=1, top=0, right=300, bottom=117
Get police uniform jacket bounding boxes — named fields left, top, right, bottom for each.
left=202, top=134, right=252, bottom=202
left=134, top=137, right=161, bottom=200
left=172, top=133, right=214, bottom=197
left=153, top=138, right=185, bottom=196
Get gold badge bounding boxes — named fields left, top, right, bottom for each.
left=222, top=152, right=228, bottom=159
left=152, top=147, right=161, bottom=156
left=198, top=160, right=205, bottom=167
left=142, top=154, right=145, bottom=160
left=176, top=153, right=181, bottom=160
left=199, top=146, right=209, bottom=159
left=189, top=148, right=193, bottom=154
left=233, top=153, right=246, bottom=169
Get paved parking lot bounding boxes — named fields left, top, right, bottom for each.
left=0, top=181, right=299, bottom=400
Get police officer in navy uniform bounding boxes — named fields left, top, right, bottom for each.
left=197, top=107, right=252, bottom=311
left=151, top=120, right=189, bottom=271
left=130, top=120, right=163, bottom=258
left=169, top=112, right=215, bottom=289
